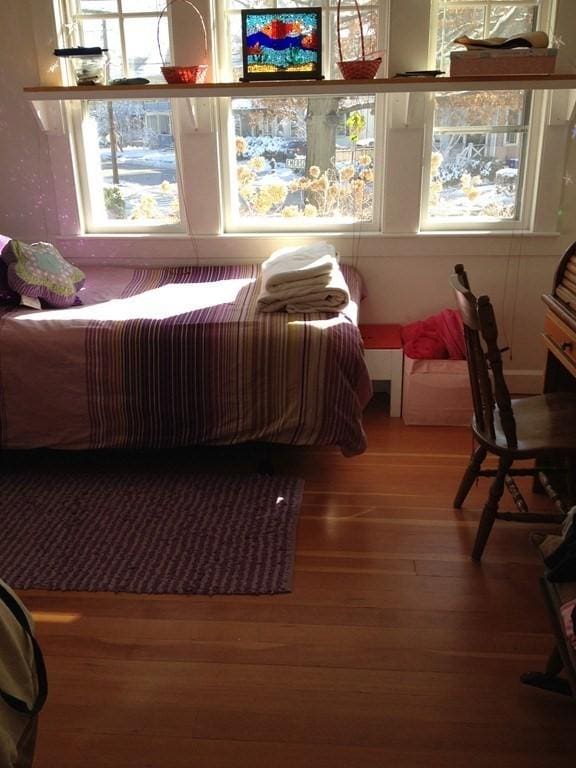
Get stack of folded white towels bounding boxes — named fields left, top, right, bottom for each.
left=257, top=242, right=350, bottom=314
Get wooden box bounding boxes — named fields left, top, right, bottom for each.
left=450, top=48, right=557, bottom=77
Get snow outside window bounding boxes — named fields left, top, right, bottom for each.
left=60, top=0, right=183, bottom=232
left=217, top=1, right=385, bottom=232
left=422, top=0, right=553, bottom=229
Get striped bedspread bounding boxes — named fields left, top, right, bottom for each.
left=0, top=264, right=371, bottom=455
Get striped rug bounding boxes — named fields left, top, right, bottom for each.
left=0, top=466, right=304, bottom=595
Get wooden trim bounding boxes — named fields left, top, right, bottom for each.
left=23, top=74, right=576, bottom=101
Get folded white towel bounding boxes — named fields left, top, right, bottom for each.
left=258, top=263, right=350, bottom=314
left=261, top=242, right=338, bottom=291
left=259, top=273, right=337, bottom=303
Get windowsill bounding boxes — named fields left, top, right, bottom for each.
left=416, top=229, right=561, bottom=237
left=54, top=229, right=562, bottom=240
left=50, top=230, right=567, bottom=270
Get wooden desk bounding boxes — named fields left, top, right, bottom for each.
left=542, top=241, right=576, bottom=393
left=542, top=295, right=576, bottom=394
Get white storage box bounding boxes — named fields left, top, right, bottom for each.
left=402, top=357, right=473, bottom=426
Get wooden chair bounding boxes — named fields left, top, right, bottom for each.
left=451, top=264, right=576, bottom=561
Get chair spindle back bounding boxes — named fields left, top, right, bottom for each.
left=451, top=264, right=518, bottom=447
left=476, top=295, right=518, bottom=447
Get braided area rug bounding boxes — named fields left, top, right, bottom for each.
left=0, top=467, right=304, bottom=595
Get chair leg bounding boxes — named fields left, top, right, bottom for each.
left=472, top=456, right=512, bottom=562
left=454, top=445, right=487, bottom=509
left=521, top=646, right=573, bottom=697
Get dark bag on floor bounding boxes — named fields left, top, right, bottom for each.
left=0, top=579, right=47, bottom=768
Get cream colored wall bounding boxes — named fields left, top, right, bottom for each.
left=389, top=0, right=434, bottom=74
left=0, top=1, right=57, bottom=235
left=0, top=0, right=575, bottom=393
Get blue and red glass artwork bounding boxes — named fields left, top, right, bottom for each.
left=241, top=8, right=323, bottom=81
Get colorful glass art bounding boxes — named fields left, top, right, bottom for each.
left=241, top=8, right=323, bottom=81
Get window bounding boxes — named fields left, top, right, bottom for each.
left=216, top=1, right=386, bottom=232
left=422, top=0, right=553, bottom=229
left=59, top=1, right=183, bottom=231
left=49, top=0, right=564, bottom=238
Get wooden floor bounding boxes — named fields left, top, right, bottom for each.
left=22, top=394, right=574, bottom=768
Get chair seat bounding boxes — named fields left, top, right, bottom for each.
left=474, top=392, right=576, bottom=458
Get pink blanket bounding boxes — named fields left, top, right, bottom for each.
left=402, top=309, right=466, bottom=360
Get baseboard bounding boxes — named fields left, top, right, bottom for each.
left=505, top=369, right=544, bottom=395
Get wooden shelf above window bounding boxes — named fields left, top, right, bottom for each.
left=23, top=74, right=576, bottom=101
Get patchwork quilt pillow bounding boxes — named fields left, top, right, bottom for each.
left=2, top=241, right=85, bottom=308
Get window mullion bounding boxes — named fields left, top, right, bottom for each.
left=384, top=92, right=429, bottom=234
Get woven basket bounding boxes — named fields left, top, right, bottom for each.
left=338, top=58, right=381, bottom=80
left=337, top=0, right=381, bottom=80
left=157, top=0, right=208, bottom=84
left=161, top=64, right=208, bottom=84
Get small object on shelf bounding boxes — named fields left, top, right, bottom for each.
left=109, top=78, right=150, bottom=86
left=54, top=46, right=108, bottom=85
left=394, top=70, right=444, bottom=78
left=450, top=47, right=557, bottom=77
left=240, top=6, right=323, bottom=82
left=157, top=0, right=208, bottom=84
left=54, top=46, right=106, bottom=57
left=336, top=0, right=382, bottom=80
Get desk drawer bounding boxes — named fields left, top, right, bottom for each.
left=544, top=311, right=576, bottom=375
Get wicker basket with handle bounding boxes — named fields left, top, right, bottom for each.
left=337, top=0, right=381, bottom=80
left=157, top=0, right=208, bottom=84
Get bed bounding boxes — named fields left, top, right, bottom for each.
left=0, top=263, right=371, bottom=455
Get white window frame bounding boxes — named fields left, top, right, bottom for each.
left=39, top=0, right=570, bottom=241
left=420, top=90, right=543, bottom=232
left=420, top=0, right=557, bottom=233
left=504, top=108, right=521, bottom=145
left=56, top=0, right=187, bottom=235
left=214, top=0, right=389, bottom=235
